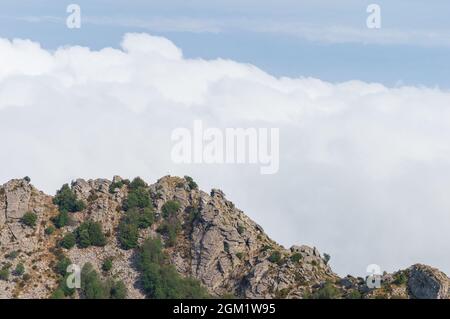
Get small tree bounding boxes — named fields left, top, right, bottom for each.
left=75, top=221, right=107, bottom=248
left=60, top=233, right=76, bottom=249
left=118, top=220, right=139, bottom=250
left=22, top=212, right=37, bottom=227
left=184, top=176, right=198, bottom=190
left=50, top=288, right=66, bottom=299
left=323, top=253, right=331, bottom=265
left=290, top=253, right=302, bottom=263
left=53, top=184, right=85, bottom=213
left=53, top=211, right=70, bottom=228
left=102, top=258, right=113, bottom=272
left=110, top=280, right=128, bottom=299
left=45, top=225, right=56, bottom=235
left=14, top=263, right=25, bottom=276
left=161, top=200, right=180, bottom=218
left=313, top=281, right=340, bottom=299
left=124, top=186, right=151, bottom=211
left=0, top=266, right=10, bottom=281
left=268, top=251, right=282, bottom=263
left=129, top=177, right=147, bottom=190
left=55, top=256, right=72, bottom=276
left=139, top=207, right=155, bottom=228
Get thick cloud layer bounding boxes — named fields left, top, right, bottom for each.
left=1, top=33, right=450, bottom=276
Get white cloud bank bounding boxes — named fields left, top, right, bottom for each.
left=1, top=33, right=450, bottom=276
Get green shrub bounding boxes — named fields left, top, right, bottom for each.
left=237, top=225, right=245, bottom=235
left=117, top=180, right=155, bottom=250
left=118, top=219, right=139, bottom=250
left=6, top=250, right=19, bottom=260
left=140, top=207, right=155, bottom=228
left=50, top=288, right=66, bottom=299
left=14, top=263, right=25, bottom=276
left=158, top=219, right=181, bottom=247
left=102, top=258, right=113, bottom=272
left=184, top=176, right=198, bottom=190
left=323, top=253, right=331, bottom=265
left=268, top=251, right=282, bottom=263
left=290, top=253, right=302, bottom=263
left=235, top=252, right=244, bottom=260
left=129, top=177, right=147, bottom=190
left=161, top=200, right=180, bottom=218
left=393, top=272, right=408, bottom=285
left=312, top=281, right=341, bottom=299
left=22, top=212, right=37, bottom=227
left=53, top=211, right=70, bottom=228
left=187, top=207, right=200, bottom=225
left=125, top=207, right=155, bottom=229
left=60, top=233, right=76, bottom=249
left=110, top=280, right=128, bottom=299
left=55, top=256, right=72, bottom=276
left=45, top=225, right=56, bottom=235
left=53, top=184, right=86, bottom=213
left=75, top=221, right=107, bottom=248
left=81, top=263, right=110, bottom=299
left=124, top=187, right=151, bottom=210
left=223, top=242, right=230, bottom=253
left=137, top=238, right=209, bottom=299
left=57, top=273, right=76, bottom=297
left=109, top=181, right=124, bottom=193
left=81, top=263, right=127, bottom=299
left=346, top=290, right=362, bottom=299
left=0, top=266, right=10, bottom=281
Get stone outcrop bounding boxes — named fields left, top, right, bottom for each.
left=0, top=176, right=448, bottom=299
left=2, top=179, right=32, bottom=220
left=408, top=264, right=449, bottom=299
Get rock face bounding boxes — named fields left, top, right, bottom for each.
left=408, top=264, right=449, bottom=299
left=2, top=179, right=32, bottom=220
left=0, top=175, right=449, bottom=299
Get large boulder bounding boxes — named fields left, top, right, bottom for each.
left=3, top=179, right=32, bottom=220
left=408, top=264, right=449, bottom=299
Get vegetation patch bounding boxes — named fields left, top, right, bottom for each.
left=137, top=237, right=209, bottom=299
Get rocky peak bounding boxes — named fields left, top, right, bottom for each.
left=0, top=176, right=449, bottom=299
left=408, top=264, right=449, bottom=299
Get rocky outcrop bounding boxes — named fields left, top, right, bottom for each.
left=0, top=175, right=449, bottom=299
left=408, top=264, right=449, bottom=299
left=2, top=179, right=32, bottom=220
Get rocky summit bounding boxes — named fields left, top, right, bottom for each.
left=0, top=176, right=448, bottom=299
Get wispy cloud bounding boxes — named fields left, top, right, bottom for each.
left=11, top=14, right=450, bottom=47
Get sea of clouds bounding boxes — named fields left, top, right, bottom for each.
left=1, top=33, right=450, bottom=276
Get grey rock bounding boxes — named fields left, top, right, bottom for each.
left=3, top=179, right=32, bottom=219
left=408, top=264, right=449, bottom=299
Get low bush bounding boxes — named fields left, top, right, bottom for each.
left=161, top=200, right=180, bottom=218
left=102, top=258, right=113, bottom=272
left=268, top=251, right=282, bottom=263
left=60, top=233, right=76, bottom=249
left=75, top=221, right=107, bottom=248
left=22, top=212, right=37, bottom=227
left=137, top=238, right=209, bottom=299
left=53, top=184, right=86, bottom=213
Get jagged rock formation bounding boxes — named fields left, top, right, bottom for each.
left=0, top=176, right=449, bottom=299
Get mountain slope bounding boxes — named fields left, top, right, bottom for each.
left=0, top=176, right=448, bottom=299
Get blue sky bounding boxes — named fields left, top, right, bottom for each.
left=1, top=0, right=450, bottom=87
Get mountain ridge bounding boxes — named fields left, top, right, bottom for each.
left=0, top=176, right=448, bottom=299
